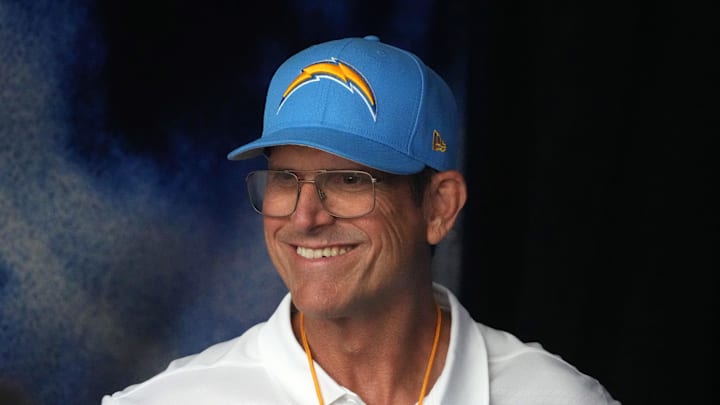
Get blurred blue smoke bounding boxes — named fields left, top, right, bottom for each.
left=1, top=2, right=285, bottom=404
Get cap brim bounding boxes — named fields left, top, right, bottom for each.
left=227, top=127, right=426, bottom=175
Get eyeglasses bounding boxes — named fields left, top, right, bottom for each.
left=245, top=170, right=379, bottom=218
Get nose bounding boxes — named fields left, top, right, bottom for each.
left=290, top=182, right=335, bottom=228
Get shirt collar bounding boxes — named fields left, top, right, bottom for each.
left=259, top=284, right=490, bottom=405
left=423, top=283, right=490, bottom=405
left=259, top=293, right=348, bottom=404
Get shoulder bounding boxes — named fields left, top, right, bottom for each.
left=101, top=323, right=287, bottom=405
left=101, top=294, right=298, bottom=404
left=434, top=284, right=620, bottom=404
left=166, top=322, right=264, bottom=370
left=478, top=324, right=620, bottom=405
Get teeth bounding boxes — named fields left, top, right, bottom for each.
left=297, top=246, right=350, bottom=259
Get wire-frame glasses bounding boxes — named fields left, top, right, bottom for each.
left=245, top=170, right=378, bottom=218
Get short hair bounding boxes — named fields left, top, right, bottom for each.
left=409, top=166, right=438, bottom=206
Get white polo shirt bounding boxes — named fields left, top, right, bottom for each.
left=102, top=283, right=620, bottom=404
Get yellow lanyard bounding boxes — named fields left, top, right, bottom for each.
left=299, top=302, right=442, bottom=405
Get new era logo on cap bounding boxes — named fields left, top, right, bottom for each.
left=432, top=130, right=447, bottom=153
left=227, top=36, right=460, bottom=175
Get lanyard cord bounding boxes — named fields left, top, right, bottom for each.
left=299, top=302, right=442, bottom=405
left=418, top=301, right=443, bottom=404
left=300, top=311, right=325, bottom=405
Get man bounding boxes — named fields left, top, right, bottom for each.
left=102, top=36, right=620, bottom=404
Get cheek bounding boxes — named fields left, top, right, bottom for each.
left=372, top=194, right=427, bottom=246
left=262, top=219, right=285, bottom=263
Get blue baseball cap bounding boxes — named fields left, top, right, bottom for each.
left=227, top=35, right=460, bottom=174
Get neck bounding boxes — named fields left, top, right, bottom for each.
left=293, top=297, right=450, bottom=405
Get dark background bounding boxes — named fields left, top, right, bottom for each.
left=1, top=1, right=716, bottom=404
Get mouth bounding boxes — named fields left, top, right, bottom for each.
left=296, top=245, right=355, bottom=259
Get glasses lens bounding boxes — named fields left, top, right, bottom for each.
left=246, top=171, right=298, bottom=217
left=316, top=171, right=375, bottom=218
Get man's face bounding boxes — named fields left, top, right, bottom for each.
left=263, top=145, right=432, bottom=319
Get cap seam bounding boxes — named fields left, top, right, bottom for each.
left=404, top=51, right=425, bottom=157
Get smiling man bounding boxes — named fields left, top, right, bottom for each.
left=102, top=36, right=620, bottom=405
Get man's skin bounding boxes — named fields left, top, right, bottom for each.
left=263, top=145, right=467, bottom=404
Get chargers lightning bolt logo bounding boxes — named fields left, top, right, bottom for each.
left=277, top=58, right=377, bottom=121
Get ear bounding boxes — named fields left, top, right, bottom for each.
left=424, top=170, right=467, bottom=245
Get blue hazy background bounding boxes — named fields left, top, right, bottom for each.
left=1, top=1, right=466, bottom=403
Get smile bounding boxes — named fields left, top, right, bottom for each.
left=296, top=245, right=354, bottom=259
